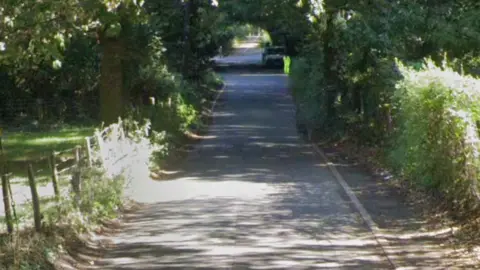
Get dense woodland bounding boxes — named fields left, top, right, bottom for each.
left=2, top=0, right=480, bottom=253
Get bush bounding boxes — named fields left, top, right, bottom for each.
left=342, top=57, right=401, bottom=143
left=290, top=55, right=328, bottom=134
left=390, top=59, right=480, bottom=210
left=126, top=42, right=222, bottom=170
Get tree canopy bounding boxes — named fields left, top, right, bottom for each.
left=1, top=0, right=480, bottom=126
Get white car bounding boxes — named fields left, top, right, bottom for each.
left=262, top=46, right=285, bottom=66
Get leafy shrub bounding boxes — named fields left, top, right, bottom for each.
left=448, top=52, right=480, bottom=78
left=290, top=55, right=328, bottom=134
left=37, top=169, right=125, bottom=235
left=125, top=43, right=223, bottom=170
left=78, top=170, right=125, bottom=223
left=342, top=57, right=402, bottom=143
left=391, top=59, right=480, bottom=209
left=202, top=70, right=224, bottom=90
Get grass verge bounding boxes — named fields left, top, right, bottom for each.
left=0, top=167, right=125, bottom=270
left=1, top=126, right=94, bottom=185
left=2, top=126, right=94, bottom=162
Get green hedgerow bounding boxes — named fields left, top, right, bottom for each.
left=391, top=59, right=480, bottom=209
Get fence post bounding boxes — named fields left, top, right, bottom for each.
left=49, top=151, right=59, bottom=198
left=0, top=134, right=16, bottom=224
left=0, top=136, right=5, bottom=173
left=95, top=129, right=105, bottom=167
left=149, top=97, right=156, bottom=135
left=2, top=173, right=14, bottom=234
left=27, top=164, right=42, bottom=232
left=6, top=174, right=17, bottom=224
left=71, top=146, right=81, bottom=205
left=85, top=137, right=92, bottom=167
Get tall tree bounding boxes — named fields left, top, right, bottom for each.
left=0, top=0, right=146, bottom=124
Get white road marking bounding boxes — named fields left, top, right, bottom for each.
left=310, top=141, right=400, bottom=269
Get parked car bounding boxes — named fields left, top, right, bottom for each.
left=262, top=46, right=286, bottom=66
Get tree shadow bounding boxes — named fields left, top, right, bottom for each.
left=85, top=72, right=477, bottom=269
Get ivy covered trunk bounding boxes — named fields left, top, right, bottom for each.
left=99, top=36, right=125, bottom=125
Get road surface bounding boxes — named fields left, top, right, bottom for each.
left=213, top=45, right=263, bottom=66
left=88, top=55, right=479, bottom=269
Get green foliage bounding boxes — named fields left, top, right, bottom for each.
left=202, top=69, right=224, bottom=90
left=289, top=0, right=480, bottom=142
left=390, top=61, right=480, bottom=209
left=0, top=34, right=100, bottom=126
left=0, top=118, right=156, bottom=269
left=290, top=56, right=328, bottom=132
left=287, top=0, right=480, bottom=212
left=40, top=170, right=125, bottom=233
left=219, top=0, right=311, bottom=54
left=127, top=35, right=202, bottom=137
left=230, top=24, right=260, bottom=40
left=0, top=0, right=230, bottom=126
left=0, top=0, right=146, bottom=66
left=0, top=167, right=126, bottom=270
left=78, top=170, right=125, bottom=223
left=122, top=33, right=223, bottom=169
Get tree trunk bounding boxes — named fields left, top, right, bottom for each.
left=99, top=36, right=125, bottom=125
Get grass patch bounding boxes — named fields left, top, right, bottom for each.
left=2, top=126, right=94, bottom=162
left=1, top=126, right=94, bottom=183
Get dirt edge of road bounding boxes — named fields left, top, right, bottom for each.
left=310, top=136, right=480, bottom=265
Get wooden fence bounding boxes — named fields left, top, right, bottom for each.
left=0, top=118, right=148, bottom=234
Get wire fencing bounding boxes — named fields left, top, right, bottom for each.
left=0, top=118, right=152, bottom=234
left=0, top=97, right=100, bottom=131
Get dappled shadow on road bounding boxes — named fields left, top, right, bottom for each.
left=88, top=167, right=478, bottom=269
left=89, top=181, right=391, bottom=269
left=110, top=172, right=478, bottom=269
left=90, top=142, right=478, bottom=268
left=323, top=153, right=480, bottom=268
left=85, top=72, right=478, bottom=269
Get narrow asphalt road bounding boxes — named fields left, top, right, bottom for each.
left=91, top=71, right=392, bottom=269
left=88, top=57, right=479, bottom=269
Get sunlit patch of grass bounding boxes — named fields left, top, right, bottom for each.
left=2, top=126, right=94, bottom=162
left=1, top=126, right=94, bottom=184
